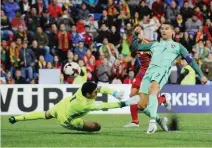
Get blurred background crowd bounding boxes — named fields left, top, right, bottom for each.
left=0, top=0, right=212, bottom=85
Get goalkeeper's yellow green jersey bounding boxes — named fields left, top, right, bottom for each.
left=49, top=87, right=121, bottom=125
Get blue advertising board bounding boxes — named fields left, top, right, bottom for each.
left=158, top=85, right=212, bottom=113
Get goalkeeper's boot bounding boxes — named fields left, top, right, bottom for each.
left=123, top=122, right=139, bottom=128
left=162, top=95, right=171, bottom=111
left=157, top=117, right=168, bottom=132
left=9, top=116, right=16, bottom=124
left=146, top=119, right=157, bottom=134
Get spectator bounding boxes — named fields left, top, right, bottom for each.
left=76, top=18, right=85, bottom=33
left=86, top=56, right=96, bottom=81
left=58, top=9, right=75, bottom=32
left=82, top=25, right=93, bottom=47
left=35, top=27, right=50, bottom=54
left=99, top=37, right=119, bottom=58
left=95, top=24, right=111, bottom=43
left=84, top=15, right=98, bottom=37
left=195, top=26, right=204, bottom=42
left=43, top=44, right=53, bottom=63
left=46, top=62, right=53, bottom=69
left=0, top=65, right=8, bottom=84
left=74, top=41, right=87, bottom=60
left=165, top=0, right=184, bottom=8
left=48, top=0, right=62, bottom=18
left=130, top=12, right=142, bottom=27
left=73, top=53, right=79, bottom=63
left=3, top=0, right=20, bottom=21
left=137, top=0, right=152, bottom=20
left=123, top=70, right=135, bottom=84
left=173, top=13, right=185, bottom=32
left=31, top=40, right=45, bottom=59
left=53, top=55, right=62, bottom=69
left=70, top=25, right=84, bottom=47
left=48, top=24, right=58, bottom=55
left=142, top=15, right=160, bottom=41
left=180, top=32, right=193, bottom=53
left=166, top=1, right=180, bottom=23
left=7, top=71, right=15, bottom=84
left=83, top=0, right=99, bottom=12
left=97, top=57, right=111, bottom=83
left=178, top=59, right=196, bottom=85
left=84, top=49, right=95, bottom=65
left=31, top=0, right=44, bottom=16
left=152, top=0, right=164, bottom=20
left=11, top=12, right=25, bottom=31
left=107, top=0, right=119, bottom=16
left=201, top=4, right=209, bottom=20
left=118, top=33, right=130, bottom=56
left=15, top=26, right=28, bottom=41
left=1, top=40, right=10, bottom=71
left=38, top=55, right=47, bottom=69
left=25, top=8, right=41, bottom=32
left=119, top=0, right=131, bottom=19
left=98, top=10, right=113, bottom=29
left=117, top=9, right=130, bottom=29
left=180, top=1, right=193, bottom=21
left=19, top=41, right=36, bottom=81
left=77, top=3, right=90, bottom=20
left=9, top=42, right=20, bottom=71
left=201, top=53, right=212, bottom=85
left=40, top=10, right=53, bottom=31
left=19, top=0, right=30, bottom=15
left=193, top=40, right=210, bottom=61
left=109, top=25, right=121, bottom=46
left=194, top=6, right=204, bottom=22
left=14, top=69, right=26, bottom=84
left=1, top=10, right=13, bottom=40
left=185, top=14, right=202, bottom=34
left=58, top=24, right=71, bottom=61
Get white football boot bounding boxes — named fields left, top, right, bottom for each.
left=123, top=122, right=139, bottom=128
left=146, top=119, right=157, bottom=134
left=158, top=117, right=169, bottom=132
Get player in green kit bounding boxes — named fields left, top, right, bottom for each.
left=127, top=22, right=208, bottom=134
left=9, top=82, right=127, bottom=132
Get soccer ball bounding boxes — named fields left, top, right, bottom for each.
left=63, top=62, right=81, bottom=77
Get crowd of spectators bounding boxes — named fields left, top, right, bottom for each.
left=0, top=0, right=212, bottom=85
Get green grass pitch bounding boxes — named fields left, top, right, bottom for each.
left=1, top=114, right=212, bottom=147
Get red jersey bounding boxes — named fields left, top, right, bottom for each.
left=131, top=39, right=151, bottom=74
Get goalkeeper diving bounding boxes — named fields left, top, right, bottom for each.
left=9, top=82, right=129, bottom=132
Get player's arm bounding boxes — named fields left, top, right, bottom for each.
left=89, top=102, right=122, bottom=111
left=179, top=44, right=208, bottom=83
left=97, top=86, right=124, bottom=100
left=131, top=33, right=154, bottom=52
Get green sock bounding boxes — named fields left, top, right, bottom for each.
left=142, top=108, right=160, bottom=123
left=15, top=112, right=46, bottom=121
left=148, top=94, right=158, bottom=119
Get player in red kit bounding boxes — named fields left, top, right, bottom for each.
left=123, top=28, right=171, bottom=128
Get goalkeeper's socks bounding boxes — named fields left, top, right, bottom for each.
left=124, top=95, right=140, bottom=106
left=142, top=108, right=161, bottom=123
left=130, top=104, right=139, bottom=124
left=15, top=112, right=46, bottom=121
left=148, top=94, right=158, bottom=118
left=157, top=96, right=166, bottom=104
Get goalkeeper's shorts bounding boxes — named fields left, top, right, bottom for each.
left=49, top=107, right=84, bottom=130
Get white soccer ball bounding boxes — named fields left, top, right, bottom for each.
left=63, top=62, right=81, bottom=77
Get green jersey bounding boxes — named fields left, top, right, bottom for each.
left=49, top=87, right=120, bottom=125
left=131, top=33, right=204, bottom=77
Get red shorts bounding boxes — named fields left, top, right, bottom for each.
left=132, top=72, right=145, bottom=89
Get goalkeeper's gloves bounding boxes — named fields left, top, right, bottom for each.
left=112, top=90, right=125, bottom=100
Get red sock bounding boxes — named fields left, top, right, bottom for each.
left=158, top=96, right=166, bottom=104
left=130, top=104, right=139, bottom=123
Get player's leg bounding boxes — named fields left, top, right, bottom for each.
left=123, top=87, right=139, bottom=127
left=9, top=109, right=55, bottom=124
left=63, top=118, right=101, bottom=132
